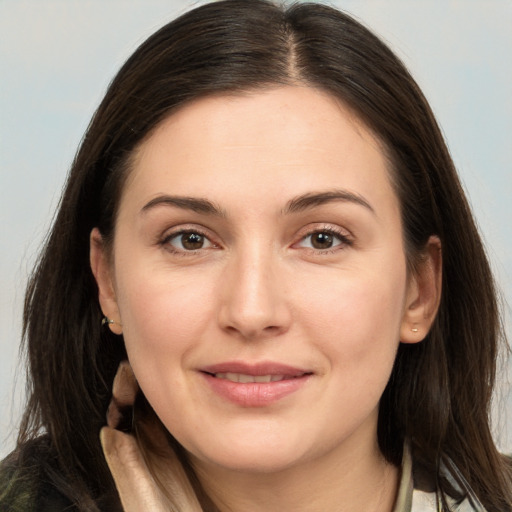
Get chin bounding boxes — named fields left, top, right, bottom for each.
left=195, top=447, right=305, bottom=474
left=182, top=425, right=321, bottom=476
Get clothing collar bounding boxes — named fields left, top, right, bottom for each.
left=392, top=443, right=487, bottom=512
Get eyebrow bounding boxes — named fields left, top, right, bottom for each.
left=141, top=195, right=226, bottom=216
left=140, top=189, right=374, bottom=217
left=283, top=190, right=375, bottom=215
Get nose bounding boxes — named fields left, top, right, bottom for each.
left=217, top=246, right=292, bottom=341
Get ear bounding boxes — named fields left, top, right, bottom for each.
left=400, top=236, right=442, bottom=344
left=90, top=228, right=123, bottom=335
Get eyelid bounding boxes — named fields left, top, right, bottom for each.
left=157, top=222, right=353, bottom=256
left=293, top=224, right=354, bottom=252
left=159, top=224, right=220, bottom=254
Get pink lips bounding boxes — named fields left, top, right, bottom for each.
left=200, top=361, right=312, bottom=407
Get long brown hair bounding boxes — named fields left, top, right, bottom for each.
left=16, top=0, right=511, bottom=509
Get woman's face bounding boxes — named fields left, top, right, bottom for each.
left=93, top=86, right=430, bottom=475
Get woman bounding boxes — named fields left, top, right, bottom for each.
left=1, top=0, right=510, bottom=510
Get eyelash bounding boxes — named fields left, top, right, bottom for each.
left=296, top=226, right=353, bottom=254
left=159, top=225, right=353, bottom=256
left=160, top=228, right=216, bottom=256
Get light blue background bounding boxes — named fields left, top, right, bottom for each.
left=1, top=0, right=511, bottom=457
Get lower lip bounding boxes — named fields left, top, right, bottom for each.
left=201, top=373, right=311, bottom=407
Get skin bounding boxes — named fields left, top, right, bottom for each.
left=91, top=86, right=441, bottom=511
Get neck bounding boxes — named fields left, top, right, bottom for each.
left=190, top=433, right=399, bottom=512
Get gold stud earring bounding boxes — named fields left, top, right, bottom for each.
left=411, top=326, right=419, bottom=333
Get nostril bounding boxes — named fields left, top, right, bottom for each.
left=217, top=289, right=292, bottom=340
left=222, top=323, right=285, bottom=341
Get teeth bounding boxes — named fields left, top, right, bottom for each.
left=214, top=373, right=285, bottom=383
left=254, top=375, right=272, bottom=383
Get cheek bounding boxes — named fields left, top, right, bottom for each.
left=114, top=265, right=217, bottom=378
left=299, top=267, right=406, bottom=336
left=295, top=262, right=407, bottom=377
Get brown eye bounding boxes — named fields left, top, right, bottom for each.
left=297, top=229, right=348, bottom=251
left=181, top=232, right=205, bottom=250
left=166, top=231, right=213, bottom=251
left=310, top=232, right=335, bottom=249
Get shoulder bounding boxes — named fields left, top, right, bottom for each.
left=0, top=442, right=76, bottom=512
left=0, top=449, right=39, bottom=512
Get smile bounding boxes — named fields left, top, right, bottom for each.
left=212, top=373, right=301, bottom=383
left=200, top=362, right=313, bottom=407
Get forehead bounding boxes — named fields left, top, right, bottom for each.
left=122, top=86, right=396, bottom=215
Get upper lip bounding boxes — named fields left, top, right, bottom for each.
left=200, top=361, right=311, bottom=377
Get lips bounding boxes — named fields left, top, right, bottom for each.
left=214, top=373, right=290, bottom=383
left=201, top=361, right=309, bottom=376
left=200, top=362, right=312, bottom=407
